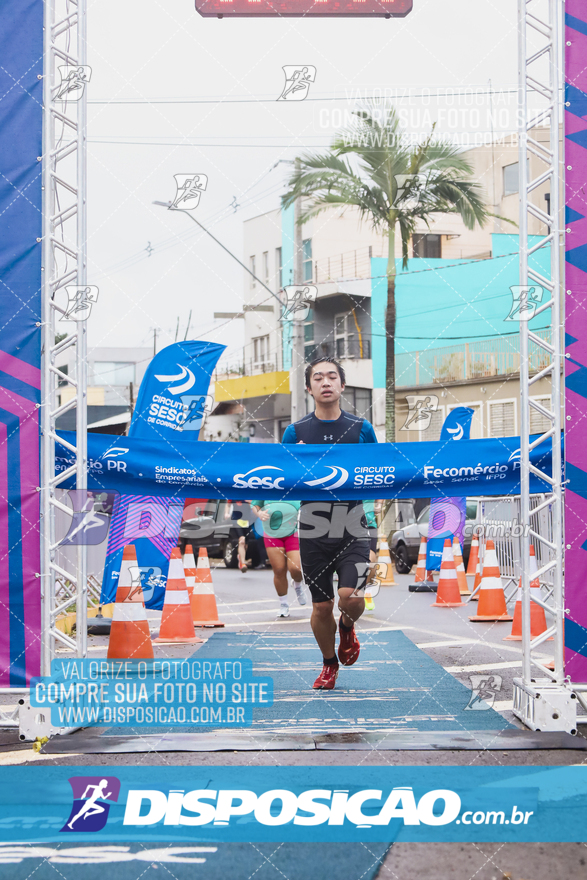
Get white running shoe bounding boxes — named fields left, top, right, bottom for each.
left=278, top=602, right=290, bottom=618
left=294, top=582, right=307, bottom=606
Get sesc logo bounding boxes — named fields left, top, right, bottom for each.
left=61, top=776, right=121, bottom=833
left=232, top=467, right=285, bottom=490
left=154, top=364, right=196, bottom=395
left=304, top=466, right=349, bottom=491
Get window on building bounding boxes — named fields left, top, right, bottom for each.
left=303, top=239, right=313, bottom=281
left=276, top=247, right=282, bottom=289
left=341, top=386, right=373, bottom=420
left=93, top=362, right=135, bottom=386
left=530, top=396, right=551, bottom=434
left=412, top=233, right=441, bottom=259
left=334, top=312, right=356, bottom=359
left=249, top=255, right=256, bottom=288
left=503, top=162, right=519, bottom=196
left=423, top=407, right=444, bottom=441
left=263, top=251, right=269, bottom=285
left=503, top=160, right=529, bottom=196
left=488, top=400, right=515, bottom=437
left=252, top=335, right=271, bottom=371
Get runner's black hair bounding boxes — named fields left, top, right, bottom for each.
left=305, top=357, right=346, bottom=389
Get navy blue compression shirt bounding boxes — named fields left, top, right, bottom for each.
left=282, top=410, right=378, bottom=445
left=282, top=411, right=377, bottom=533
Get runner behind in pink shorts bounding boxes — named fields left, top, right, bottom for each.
left=251, top=499, right=307, bottom=618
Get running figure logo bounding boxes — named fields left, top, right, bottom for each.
left=401, top=394, right=439, bottom=432
left=59, top=491, right=114, bottom=547
left=61, top=286, right=99, bottom=322
left=61, top=776, right=121, bottom=833
left=169, top=174, right=208, bottom=211
left=505, top=285, right=544, bottom=321
left=180, top=394, right=214, bottom=431
left=282, top=285, right=318, bottom=321
left=56, top=65, right=92, bottom=101
left=465, top=674, right=503, bottom=710
left=277, top=66, right=316, bottom=101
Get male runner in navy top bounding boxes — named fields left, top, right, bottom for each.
left=282, top=357, right=377, bottom=690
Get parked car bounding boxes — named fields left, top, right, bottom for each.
left=389, top=499, right=481, bottom=574
left=178, top=499, right=265, bottom=569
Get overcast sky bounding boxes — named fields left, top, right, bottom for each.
left=86, top=0, right=520, bottom=369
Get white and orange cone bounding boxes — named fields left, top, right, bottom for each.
left=467, top=535, right=480, bottom=575
left=432, top=539, right=465, bottom=607
left=504, top=545, right=550, bottom=641
left=153, top=547, right=204, bottom=644
left=453, top=537, right=471, bottom=596
left=469, top=539, right=513, bottom=622
left=114, top=544, right=145, bottom=604
left=409, top=536, right=437, bottom=592
left=191, top=547, right=225, bottom=627
left=377, top=540, right=397, bottom=586
left=469, top=554, right=483, bottom=602
left=107, top=545, right=153, bottom=659
left=183, top=544, right=197, bottom=595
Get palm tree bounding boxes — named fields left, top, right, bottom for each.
left=282, top=103, right=490, bottom=441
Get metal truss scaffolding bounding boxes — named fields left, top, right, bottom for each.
left=513, top=0, right=577, bottom=732
left=39, top=0, right=88, bottom=678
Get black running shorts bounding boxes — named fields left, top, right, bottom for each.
left=299, top=535, right=371, bottom=603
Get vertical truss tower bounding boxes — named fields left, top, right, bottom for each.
left=513, top=0, right=577, bottom=731
left=40, top=0, right=88, bottom=676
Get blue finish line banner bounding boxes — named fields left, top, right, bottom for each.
left=0, top=766, right=585, bottom=842
left=56, top=430, right=555, bottom=500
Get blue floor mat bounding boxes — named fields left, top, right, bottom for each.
left=105, top=630, right=512, bottom=736
left=193, top=630, right=513, bottom=734
left=0, top=842, right=390, bottom=880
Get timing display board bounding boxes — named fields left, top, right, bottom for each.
left=196, top=0, right=412, bottom=17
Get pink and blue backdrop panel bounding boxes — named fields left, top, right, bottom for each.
left=0, top=0, right=43, bottom=684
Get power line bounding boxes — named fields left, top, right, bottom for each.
left=87, top=87, right=519, bottom=106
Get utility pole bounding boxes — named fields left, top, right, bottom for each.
left=290, top=157, right=306, bottom=423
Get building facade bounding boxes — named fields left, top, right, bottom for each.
left=207, top=134, right=557, bottom=444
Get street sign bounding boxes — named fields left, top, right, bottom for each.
left=196, top=0, right=412, bottom=17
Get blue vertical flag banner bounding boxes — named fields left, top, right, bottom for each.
left=0, top=0, right=43, bottom=684
left=101, top=341, right=224, bottom=608
left=426, top=407, right=474, bottom=570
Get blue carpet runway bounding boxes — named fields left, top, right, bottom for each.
left=195, top=630, right=512, bottom=734
left=0, top=842, right=390, bottom=879
left=105, top=629, right=511, bottom=737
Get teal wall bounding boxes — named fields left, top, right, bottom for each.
left=281, top=203, right=295, bottom=369
left=370, top=233, right=551, bottom=389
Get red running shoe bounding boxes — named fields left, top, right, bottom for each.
left=338, top=620, right=360, bottom=666
left=313, top=662, right=339, bottom=690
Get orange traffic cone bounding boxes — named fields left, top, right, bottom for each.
left=453, top=537, right=471, bottom=596
left=107, top=547, right=153, bottom=659
left=469, top=539, right=513, bottom=622
left=153, top=548, right=204, bottom=643
left=377, top=540, right=397, bottom=586
left=467, top=535, right=480, bottom=575
left=114, top=544, right=145, bottom=604
left=504, top=545, right=549, bottom=640
left=469, top=554, right=483, bottom=601
left=409, top=536, right=437, bottom=593
left=432, top=539, right=465, bottom=607
left=190, top=547, right=225, bottom=627
left=183, top=544, right=197, bottom=595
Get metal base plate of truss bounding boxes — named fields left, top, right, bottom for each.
left=513, top=678, right=578, bottom=734
left=17, top=699, right=80, bottom=742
